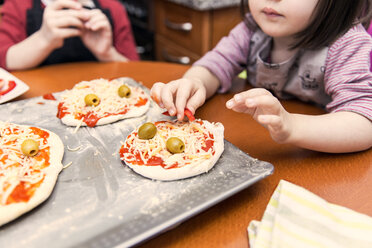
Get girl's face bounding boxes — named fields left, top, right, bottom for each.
left=248, top=0, right=319, bottom=38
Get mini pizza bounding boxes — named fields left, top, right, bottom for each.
left=57, top=78, right=150, bottom=127
left=0, top=79, right=16, bottom=96
left=0, top=121, right=64, bottom=226
left=0, top=68, right=29, bottom=104
left=119, top=119, right=224, bottom=181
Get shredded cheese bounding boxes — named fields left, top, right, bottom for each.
left=62, top=162, right=73, bottom=169
left=73, top=119, right=83, bottom=133
left=121, top=120, right=215, bottom=169
left=67, top=145, right=82, bottom=152
left=60, top=79, right=148, bottom=120
left=0, top=122, right=50, bottom=205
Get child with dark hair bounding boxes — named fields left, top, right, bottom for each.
left=0, top=0, right=139, bottom=70
left=151, top=0, right=372, bottom=153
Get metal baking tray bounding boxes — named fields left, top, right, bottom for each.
left=0, top=78, right=274, bottom=248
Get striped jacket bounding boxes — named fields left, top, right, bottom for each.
left=195, top=23, right=372, bottom=121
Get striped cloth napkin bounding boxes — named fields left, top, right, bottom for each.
left=248, top=180, right=372, bottom=248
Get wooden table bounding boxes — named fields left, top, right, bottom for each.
left=11, top=61, right=372, bottom=247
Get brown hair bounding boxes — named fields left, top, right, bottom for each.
left=240, top=0, right=372, bottom=50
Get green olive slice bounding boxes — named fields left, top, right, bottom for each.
left=21, top=139, right=39, bottom=157
left=118, top=85, right=131, bottom=98
left=138, top=122, right=157, bottom=140
left=84, top=94, right=100, bottom=106
left=166, top=137, right=185, bottom=154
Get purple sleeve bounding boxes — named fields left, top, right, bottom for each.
left=324, top=24, right=372, bottom=121
left=193, top=22, right=252, bottom=93
left=368, top=23, right=372, bottom=71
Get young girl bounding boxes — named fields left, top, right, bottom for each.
left=151, top=0, right=372, bottom=153
left=0, top=0, right=139, bottom=70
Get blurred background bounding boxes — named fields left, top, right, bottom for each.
left=0, top=0, right=241, bottom=64
left=110, top=0, right=240, bottom=63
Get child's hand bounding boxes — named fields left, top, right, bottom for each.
left=39, top=0, right=84, bottom=49
left=151, top=78, right=207, bottom=121
left=80, top=9, right=119, bottom=61
left=226, top=88, right=293, bottom=143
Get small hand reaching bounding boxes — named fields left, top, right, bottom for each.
left=150, top=78, right=207, bottom=121
left=39, top=0, right=85, bottom=49
left=226, top=88, right=293, bottom=143
left=80, top=9, right=125, bottom=61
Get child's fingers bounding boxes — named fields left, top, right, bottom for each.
left=225, top=97, right=241, bottom=109
left=52, top=15, right=85, bottom=29
left=186, top=88, right=206, bottom=115
left=44, top=7, right=85, bottom=26
left=86, top=19, right=110, bottom=31
left=85, top=9, right=106, bottom=19
left=227, top=90, right=281, bottom=116
left=226, top=88, right=272, bottom=109
left=151, top=79, right=204, bottom=120
left=160, top=83, right=178, bottom=116
left=56, top=28, right=82, bottom=39
left=245, top=94, right=281, bottom=114
left=175, top=81, right=194, bottom=119
left=234, top=88, right=272, bottom=102
left=83, top=10, right=109, bottom=30
left=226, top=97, right=252, bottom=113
left=230, top=104, right=254, bottom=115
left=51, top=0, right=82, bottom=10
left=151, top=82, right=165, bottom=107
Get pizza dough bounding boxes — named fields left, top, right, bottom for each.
left=57, top=77, right=150, bottom=127
left=120, top=120, right=224, bottom=181
left=0, top=122, right=64, bottom=226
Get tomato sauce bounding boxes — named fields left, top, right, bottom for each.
left=57, top=102, right=69, bottom=119
left=202, top=139, right=214, bottom=152
left=42, top=93, right=56, bottom=100
left=34, top=147, right=50, bottom=168
left=58, top=97, right=146, bottom=127
left=6, top=179, right=44, bottom=204
left=30, top=127, right=49, bottom=144
left=83, top=111, right=100, bottom=127
left=134, top=97, right=148, bottom=107
left=0, top=80, right=16, bottom=95
left=0, top=153, right=8, bottom=163
left=202, top=133, right=215, bottom=153
left=3, top=127, right=20, bottom=136
left=120, top=146, right=168, bottom=168
left=1, top=126, right=51, bottom=205
left=114, top=109, right=129, bottom=115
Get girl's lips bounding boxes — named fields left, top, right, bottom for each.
left=262, top=7, right=282, bottom=17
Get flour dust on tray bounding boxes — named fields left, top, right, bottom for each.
left=0, top=121, right=64, bottom=226
left=57, top=78, right=150, bottom=127
left=119, top=119, right=224, bottom=181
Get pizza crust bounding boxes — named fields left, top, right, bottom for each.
left=60, top=102, right=150, bottom=126
left=123, top=120, right=224, bottom=181
left=58, top=78, right=150, bottom=127
left=0, top=124, right=64, bottom=226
